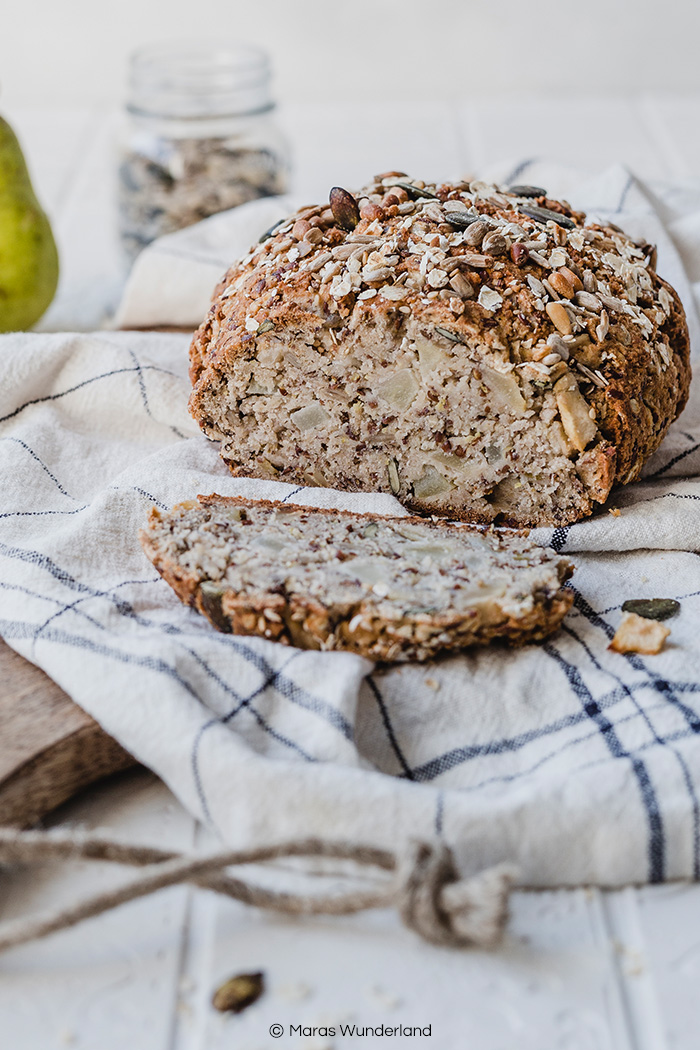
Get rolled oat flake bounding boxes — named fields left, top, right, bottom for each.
left=119, top=42, right=289, bottom=259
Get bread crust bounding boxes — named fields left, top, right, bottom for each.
left=140, top=495, right=574, bottom=662
left=189, top=179, right=690, bottom=527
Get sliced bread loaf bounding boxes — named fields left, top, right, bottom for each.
left=140, top=496, right=573, bottom=662
left=189, top=177, right=690, bottom=528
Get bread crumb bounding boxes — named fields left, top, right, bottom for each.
left=609, top=612, right=670, bottom=655
left=424, top=677, right=440, bottom=690
left=609, top=507, right=621, bottom=517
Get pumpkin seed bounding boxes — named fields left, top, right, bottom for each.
left=444, top=211, right=481, bottom=229
left=394, top=181, right=438, bottom=200
left=621, top=598, right=680, bottom=621
left=388, top=458, right=401, bottom=494
left=520, top=205, right=575, bottom=229
left=212, top=972, right=265, bottom=1013
left=199, top=581, right=232, bottom=634
left=329, top=186, right=360, bottom=230
left=508, top=184, right=547, bottom=198
left=258, top=218, right=287, bottom=243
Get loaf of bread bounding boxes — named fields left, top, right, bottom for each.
left=189, top=176, right=690, bottom=528
left=140, top=496, right=574, bottom=661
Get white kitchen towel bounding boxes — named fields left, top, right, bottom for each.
left=3, top=165, right=700, bottom=888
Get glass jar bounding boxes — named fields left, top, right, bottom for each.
left=118, top=41, right=290, bottom=259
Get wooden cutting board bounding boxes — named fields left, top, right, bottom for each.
left=0, top=640, right=136, bottom=827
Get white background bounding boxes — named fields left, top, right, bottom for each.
left=2, top=0, right=700, bottom=109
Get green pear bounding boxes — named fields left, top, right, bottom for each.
left=0, top=115, right=59, bottom=331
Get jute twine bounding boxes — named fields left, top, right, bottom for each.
left=0, top=829, right=515, bottom=953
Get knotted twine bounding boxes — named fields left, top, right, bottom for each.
left=0, top=829, right=515, bottom=953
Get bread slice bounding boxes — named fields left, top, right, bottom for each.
left=140, top=495, right=573, bottom=662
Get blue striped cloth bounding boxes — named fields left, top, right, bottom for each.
left=2, top=165, right=700, bottom=887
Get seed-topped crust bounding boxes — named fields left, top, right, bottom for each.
left=189, top=176, right=691, bottom=528
left=140, top=495, right=574, bottom=662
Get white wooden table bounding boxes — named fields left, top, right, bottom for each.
left=3, top=97, right=700, bottom=1049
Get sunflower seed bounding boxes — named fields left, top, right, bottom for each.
left=527, top=274, right=547, bottom=298
left=256, top=319, right=275, bottom=334
left=362, top=266, right=395, bottom=283
left=575, top=290, right=603, bottom=312
left=598, top=293, right=626, bottom=313
left=459, top=252, right=489, bottom=268
left=449, top=271, right=475, bottom=299
left=306, top=251, right=332, bottom=272
left=576, top=362, right=607, bottom=387
left=331, top=243, right=357, bottom=260
left=528, top=250, right=552, bottom=268
left=621, top=598, right=680, bottom=621
left=434, top=327, right=464, bottom=343
left=329, top=186, right=360, bottom=230
left=547, top=333, right=570, bottom=360
left=508, top=184, right=548, bottom=198
left=595, top=310, right=610, bottom=342
left=520, top=205, right=576, bottom=229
